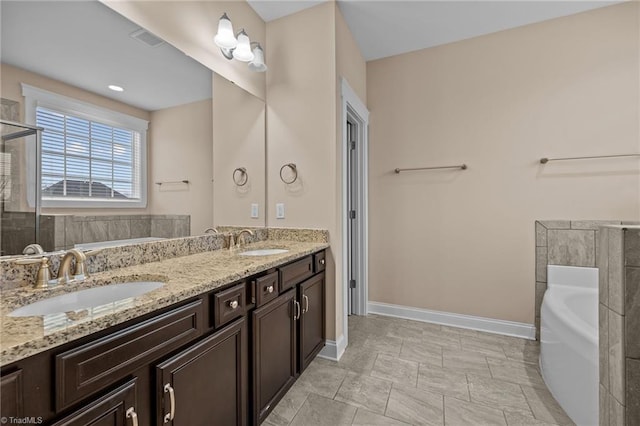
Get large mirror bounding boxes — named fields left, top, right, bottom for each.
left=0, top=0, right=266, bottom=255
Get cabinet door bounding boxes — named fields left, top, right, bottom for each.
left=299, top=272, right=326, bottom=372
left=157, top=317, right=247, bottom=426
left=51, top=379, right=137, bottom=426
left=1, top=370, right=23, bottom=418
left=252, top=290, right=297, bottom=424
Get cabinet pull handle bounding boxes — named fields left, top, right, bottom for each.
left=164, top=383, right=176, bottom=423
left=319, top=258, right=325, bottom=266
left=126, top=407, right=139, bottom=426
left=303, top=295, right=309, bottom=313
left=294, top=300, right=301, bottom=320
left=266, top=285, right=274, bottom=294
left=229, top=300, right=239, bottom=309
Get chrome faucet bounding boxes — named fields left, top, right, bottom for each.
left=236, top=229, right=254, bottom=246
left=229, top=229, right=254, bottom=251
left=57, top=249, right=87, bottom=285
left=57, top=248, right=102, bottom=284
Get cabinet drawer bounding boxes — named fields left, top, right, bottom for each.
left=56, top=300, right=203, bottom=411
left=279, top=256, right=313, bottom=293
left=313, top=251, right=326, bottom=273
left=213, top=282, right=246, bottom=329
left=255, top=272, right=279, bottom=307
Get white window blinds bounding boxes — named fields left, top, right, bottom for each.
left=37, top=107, right=142, bottom=202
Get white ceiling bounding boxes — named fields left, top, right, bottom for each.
left=248, top=0, right=623, bottom=61
left=1, top=1, right=212, bottom=112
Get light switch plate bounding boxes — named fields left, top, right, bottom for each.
left=276, top=203, right=285, bottom=219
left=251, top=203, right=259, bottom=219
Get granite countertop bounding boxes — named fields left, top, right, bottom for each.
left=0, top=239, right=329, bottom=366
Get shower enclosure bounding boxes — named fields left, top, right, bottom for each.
left=0, top=119, right=42, bottom=257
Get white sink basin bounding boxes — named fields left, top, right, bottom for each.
left=239, top=249, right=289, bottom=257
left=8, top=281, right=164, bottom=317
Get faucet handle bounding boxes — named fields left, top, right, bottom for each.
left=14, top=257, right=54, bottom=289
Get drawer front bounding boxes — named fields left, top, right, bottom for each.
left=213, top=282, right=246, bottom=329
left=313, top=251, right=326, bottom=273
left=279, top=256, right=313, bottom=293
left=56, top=300, right=203, bottom=411
left=255, top=272, right=279, bottom=307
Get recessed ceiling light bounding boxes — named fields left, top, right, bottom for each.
left=108, top=85, right=124, bottom=92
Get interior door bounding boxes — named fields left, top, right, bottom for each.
left=347, top=118, right=358, bottom=316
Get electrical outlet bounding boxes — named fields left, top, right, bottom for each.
left=251, top=203, right=259, bottom=219
left=276, top=203, right=285, bottom=219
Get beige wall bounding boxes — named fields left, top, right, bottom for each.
left=212, top=72, right=265, bottom=227
left=102, top=0, right=266, bottom=100
left=335, top=5, right=367, bottom=340
left=367, top=3, right=640, bottom=324
left=266, top=2, right=338, bottom=338
left=149, top=99, right=213, bottom=235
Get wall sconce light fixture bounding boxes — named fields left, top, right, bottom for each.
left=214, top=13, right=267, bottom=73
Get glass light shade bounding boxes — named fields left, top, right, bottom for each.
left=233, top=30, right=254, bottom=62
left=214, top=13, right=237, bottom=49
left=248, top=45, right=267, bottom=72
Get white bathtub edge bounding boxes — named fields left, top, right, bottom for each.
left=368, top=301, right=536, bottom=340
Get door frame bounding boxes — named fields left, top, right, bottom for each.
left=341, top=78, right=369, bottom=347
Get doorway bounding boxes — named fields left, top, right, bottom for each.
left=341, top=79, right=369, bottom=349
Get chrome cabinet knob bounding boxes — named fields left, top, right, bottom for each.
left=229, top=300, right=239, bottom=309
left=266, top=285, right=274, bottom=294
left=319, top=258, right=325, bottom=266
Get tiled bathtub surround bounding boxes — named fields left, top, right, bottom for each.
left=534, top=220, right=639, bottom=339
left=0, top=227, right=329, bottom=289
left=599, top=226, right=640, bottom=426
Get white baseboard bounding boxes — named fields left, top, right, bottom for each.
left=368, top=301, right=536, bottom=340
left=317, top=334, right=346, bottom=361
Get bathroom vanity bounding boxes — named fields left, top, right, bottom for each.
left=0, top=239, right=327, bottom=426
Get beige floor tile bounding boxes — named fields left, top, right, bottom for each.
left=520, top=385, right=575, bottom=425
left=264, top=381, right=309, bottom=425
left=467, top=374, right=532, bottom=414
left=502, top=341, right=540, bottom=364
left=387, top=323, right=425, bottom=340
left=385, top=384, right=444, bottom=426
left=504, top=410, right=559, bottom=425
left=444, top=396, right=507, bottom=425
left=460, top=335, right=508, bottom=359
left=290, top=393, right=357, bottom=426
left=352, top=408, right=411, bottom=426
left=399, top=339, right=443, bottom=367
left=295, top=362, right=349, bottom=399
left=335, top=371, right=393, bottom=414
left=487, top=358, right=545, bottom=386
left=422, top=329, right=462, bottom=350
left=443, top=349, right=492, bottom=376
left=363, top=335, right=403, bottom=356
left=417, top=363, right=470, bottom=401
left=335, top=344, right=379, bottom=373
left=371, top=353, right=419, bottom=386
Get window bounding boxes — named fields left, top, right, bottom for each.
left=22, top=84, right=148, bottom=208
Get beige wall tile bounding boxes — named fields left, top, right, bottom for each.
left=608, top=310, right=626, bottom=403
left=608, top=228, right=625, bottom=315
left=548, top=229, right=596, bottom=267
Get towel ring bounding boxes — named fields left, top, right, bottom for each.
left=280, top=163, right=298, bottom=184
left=232, top=167, right=248, bottom=186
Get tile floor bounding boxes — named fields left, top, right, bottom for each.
left=264, top=314, right=575, bottom=426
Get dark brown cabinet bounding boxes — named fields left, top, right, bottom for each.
left=1, top=369, right=24, bottom=418
left=0, top=249, right=326, bottom=426
left=252, top=290, right=297, bottom=424
left=51, top=379, right=138, bottom=426
left=157, top=317, right=248, bottom=426
left=298, top=272, right=326, bottom=372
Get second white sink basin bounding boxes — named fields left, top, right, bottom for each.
left=8, top=281, right=164, bottom=317
left=239, top=249, right=289, bottom=256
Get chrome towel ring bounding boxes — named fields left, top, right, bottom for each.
left=233, top=167, right=248, bottom=186
left=280, top=163, right=298, bottom=184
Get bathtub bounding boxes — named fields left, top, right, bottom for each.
left=540, top=265, right=598, bottom=426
